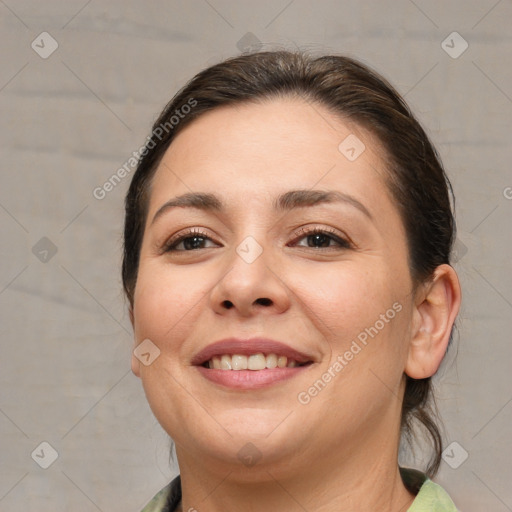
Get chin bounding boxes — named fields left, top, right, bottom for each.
left=197, top=436, right=303, bottom=478
left=174, top=411, right=306, bottom=471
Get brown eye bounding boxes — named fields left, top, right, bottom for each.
left=290, top=227, right=352, bottom=250
left=164, top=229, right=220, bottom=252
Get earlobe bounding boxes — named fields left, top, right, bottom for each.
left=405, top=264, right=461, bottom=379
left=129, top=306, right=141, bottom=378
left=131, top=351, right=141, bottom=378
left=129, top=306, right=134, bottom=328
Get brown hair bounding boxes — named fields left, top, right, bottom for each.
left=122, top=50, right=456, bottom=478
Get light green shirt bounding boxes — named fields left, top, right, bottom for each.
left=400, top=467, right=458, bottom=511
left=141, top=468, right=458, bottom=511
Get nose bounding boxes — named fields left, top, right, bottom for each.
left=209, top=240, right=291, bottom=318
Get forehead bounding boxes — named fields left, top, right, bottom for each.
left=148, top=97, right=398, bottom=223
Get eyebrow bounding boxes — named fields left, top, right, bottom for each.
left=151, top=189, right=372, bottom=225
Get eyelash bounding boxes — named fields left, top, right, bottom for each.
left=163, top=226, right=352, bottom=252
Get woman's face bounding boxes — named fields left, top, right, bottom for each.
left=131, top=97, right=417, bottom=475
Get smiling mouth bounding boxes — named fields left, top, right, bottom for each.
left=203, top=353, right=313, bottom=370
left=192, top=338, right=315, bottom=388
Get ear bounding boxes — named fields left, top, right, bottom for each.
left=129, top=306, right=134, bottom=328
left=129, top=306, right=141, bottom=378
left=131, top=341, right=141, bottom=378
left=405, top=264, right=461, bottom=379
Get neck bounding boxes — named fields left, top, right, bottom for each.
left=175, top=431, right=416, bottom=512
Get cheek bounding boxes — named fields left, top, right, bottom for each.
left=289, top=260, right=396, bottom=336
left=131, top=265, right=207, bottom=432
left=134, top=261, right=211, bottom=330
left=291, top=261, right=410, bottom=385
left=132, top=261, right=207, bottom=343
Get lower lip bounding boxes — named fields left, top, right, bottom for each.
left=195, top=365, right=311, bottom=389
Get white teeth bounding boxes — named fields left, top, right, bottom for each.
left=248, top=353, right=266, bottom=370
left=220, top=354, right=232, bottom=370
left=231, top=354, right=248, bottom=370
left=266, top=353, right=278, bottom=368
left=206, top=353, right=303, bottom=370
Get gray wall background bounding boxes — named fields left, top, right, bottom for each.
left=1, top=1, right=511, bottom=510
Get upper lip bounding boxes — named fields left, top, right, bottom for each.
left=191, top=337, right=314, bottom=366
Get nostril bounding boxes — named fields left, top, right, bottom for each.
left=222, top=300, right=234, bottom=309
left=256, top=298, right=272, bottom=306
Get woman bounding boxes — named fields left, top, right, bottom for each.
left=123, top=50, right=462, bottom=511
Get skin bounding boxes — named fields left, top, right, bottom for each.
left=130, top=97, right=461, bottom=511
